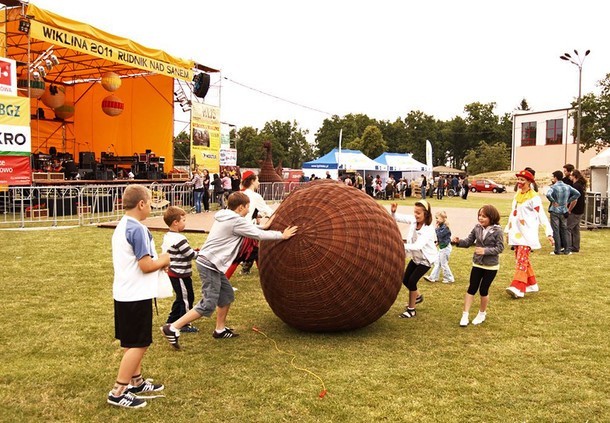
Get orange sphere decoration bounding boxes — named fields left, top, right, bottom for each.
left=41, top=84, right=65, bottom=109
left=101, top=94, right=124, bottom=117
left=101, top=72, right=121, bottom=92
left=54, top=103, right=75, bottom=120
left=17, top=78, right=45, bottom=99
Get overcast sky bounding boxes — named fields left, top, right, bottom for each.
left=32, top=0, right=610, bottom=140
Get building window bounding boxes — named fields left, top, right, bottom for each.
left=521, top=122, right=536, bottom=146
left=546, top=119, right=563, bottom=145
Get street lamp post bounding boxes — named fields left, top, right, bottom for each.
left=560, top=49, right=590, bottom=170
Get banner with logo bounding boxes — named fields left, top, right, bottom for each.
left=191, top=103, right=220, bottom=173
left=0, top=57, right=17, bottom=96
left=0, top=155, right=31, bottom=185
left=0, top=95, right=31, bottom=155
left=220, top=148, right=237, bottom=166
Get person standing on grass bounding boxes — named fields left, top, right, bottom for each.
left=567, top=169, right=586, bottom=253
left=390, top=200, right=438, bottom=318
left=191, top=167, right=204, bottom=213
left=424, top=210, right=455, bottom=284
left=452, top=205, right=504, bottom=327
left=161, top=192, right=297, bottom=348
left=505, top=169, right=554, bottom=299
left=162, top=206, right=199, bottom=333
left=108, top=184, right=170, bottom=409
left=546, top=170, right=580, bottom=255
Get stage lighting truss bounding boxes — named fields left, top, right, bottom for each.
left=28, top=46, right=60, bottom=80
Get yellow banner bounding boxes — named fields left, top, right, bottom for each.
left=191, top=103, right=220, bottom=174
left=29, top=21, right=193, bottom=81
left=0, top=95, right=30, bottom=126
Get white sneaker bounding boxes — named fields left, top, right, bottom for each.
left=506, top=286, right=524, bottom=299
left=472, top=312, right=486, bottom=325
left=423, top=276, right=437, bottom=283
left=525, top=284, right=539, bottom=293
left=459, top=312, right=469, bottom=327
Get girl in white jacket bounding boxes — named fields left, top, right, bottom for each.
left=391, top=200, right=439, bottom=318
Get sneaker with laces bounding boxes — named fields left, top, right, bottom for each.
left=126, top=379, right=164, bottom=394
left=442, top=280, right=455, bottom=284
left=212, top=328, right=239, bottom=339
left=181, top=324, right=199, bottom=333
left=399, top=308, right=416, bottom=318
left=472, top=312, right=486, bottom=325
left=160, top=324, right=180, bottom=349
left=506, top=286, right=524, bottom=299
left=415, top=294, right=424, bottom=304
left=107, top=391, right=147, bottom=408
left=525, top=284, right=539, bottom=293
left=460, top=312, right=469, bottom=327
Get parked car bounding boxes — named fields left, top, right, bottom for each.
left=468, top=179, right=506, bottom=193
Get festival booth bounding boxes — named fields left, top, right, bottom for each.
left=373, top=152, right=428, bottom=183
left=585, top=148, right=610, bottom=228
left=1, top=2, right=217, bottom=185
left=302, top=148, right=387, bottom=180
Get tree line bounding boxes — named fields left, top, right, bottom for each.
left=173, top=76, right=610, bottom=173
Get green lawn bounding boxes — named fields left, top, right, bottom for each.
left=1, top=194, right=608, bottom=422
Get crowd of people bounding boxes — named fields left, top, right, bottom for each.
left=106, top=163, right=587, bottom=408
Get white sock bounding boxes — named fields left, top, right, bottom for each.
left=462, top=311, right=469, bottom=316
left=478, top=311, right=486, bottom=315
left=214, top=328, right=225, bottom=333
left=169, top=324, right=180, bottom=333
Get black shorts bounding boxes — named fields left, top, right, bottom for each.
left=114, top=299, right=153, bottom=348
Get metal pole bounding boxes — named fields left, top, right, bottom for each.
left=576, top=65, right=582, bottom=170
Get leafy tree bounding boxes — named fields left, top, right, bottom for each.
left=516, top=98, right=531, bottom=111
left=463, top=141, right=511, bottom=174
left=359, top=125, right=388, bottom=159
left=173, top=130, right=190, bottom=167
left=234, top=126, right=262, bottom=168
left=315, top=114, right=376, bottom=155
left=576, top=73, right=610, bottom=152
left=260, top=120, right=315, bottom=168
left=402, top=110, right=439, bottom=164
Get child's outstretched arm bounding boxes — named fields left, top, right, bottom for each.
left=138, top=252, right=170, bottom=273
left=282, top=225, right=298, bottom=240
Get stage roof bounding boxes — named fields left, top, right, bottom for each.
left=3, top=3, right=218, bottom=84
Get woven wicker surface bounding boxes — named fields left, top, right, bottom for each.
left=259, top=180, right=405, bottom=332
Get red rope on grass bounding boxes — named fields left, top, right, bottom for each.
left=252, top=326, right=327, bottom=398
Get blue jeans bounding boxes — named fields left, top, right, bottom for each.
left=193, top=189, right=203, bottom=213
left=550, top=212, right=570, bottom=254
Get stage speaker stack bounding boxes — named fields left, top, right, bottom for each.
left=79, top=151, right=96, bottom=169
left=193, top=73, right=210, bottom=99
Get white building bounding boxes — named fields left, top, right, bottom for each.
left=511, top=108, right=599, bottom=173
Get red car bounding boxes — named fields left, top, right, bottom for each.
left=468, top=179, right=506, bottom=193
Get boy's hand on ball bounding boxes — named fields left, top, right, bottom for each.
left=282, top=226, right=298, bottom=239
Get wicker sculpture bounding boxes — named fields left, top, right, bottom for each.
left=259, top=180, right=405, bottom=332
left=258, top=141, right=283, bottom=183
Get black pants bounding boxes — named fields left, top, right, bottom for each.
left=467, top=266, right=497, bottom=296
left=402, top=260, right=430, bottom=291
left=166, top=276, right=194, bottom=324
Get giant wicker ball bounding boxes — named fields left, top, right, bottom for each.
left=258, top=180, right=405, bottom=332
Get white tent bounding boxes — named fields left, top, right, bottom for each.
left=302, top=148, right=387, bottom=180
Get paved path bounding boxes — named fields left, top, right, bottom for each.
left=102, top=201, right=480, bottom=240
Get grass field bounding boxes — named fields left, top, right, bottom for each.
left=1, top=193, right=609, bottom=423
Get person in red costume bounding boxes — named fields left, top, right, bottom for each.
left=504, top=169, right=554, bottom=299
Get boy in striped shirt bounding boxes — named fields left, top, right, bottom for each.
left=162, top=206, right=199, bottom=332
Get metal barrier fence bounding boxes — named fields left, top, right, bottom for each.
left=0, top=181, right=305, bottom=228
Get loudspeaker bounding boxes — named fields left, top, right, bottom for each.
left=49, top=146, right=57, bottom=156
left=193, top=73, right=210, bottom=99
left=79, top=152, right=95, bottom=167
